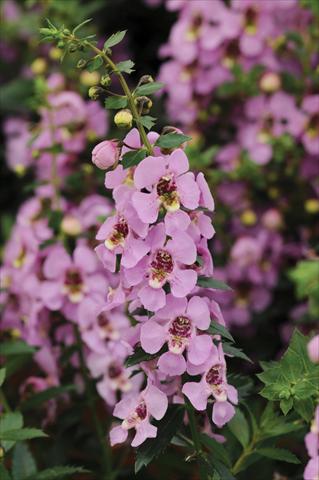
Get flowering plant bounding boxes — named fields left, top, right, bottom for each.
left=0, top=8, right=318, bottom=480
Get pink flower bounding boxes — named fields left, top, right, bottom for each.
left=110, top=384, right=168, bottom=447
left=182, top=354, right=238, bottom=428
left=140, top=294, right=212, bottom=375
left=132, top=149, right=200, bottom=223
left=95, top=211, right=149, bottom=272
left=124, top=224, right=197, bottom=311
left=92, top=140, right=120, bottom=170
left=40, top=243, right=107, bottom=317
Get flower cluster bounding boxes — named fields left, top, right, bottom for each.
left=0, top=188, right=123, bottom=416
left=5, top=73, right=108, bottom=180
left=158, top=0, right=312, bottom=126
left=150, top=0, right=319, bottom=332
left=92, top=128, right=237, bottom=447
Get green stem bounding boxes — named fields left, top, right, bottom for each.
left=47, top=108, right=61, bottom=209
left=74, top=326, right=113, bottom=479
left=87, top=42, right=154, bottom=155
left=184, top=397, right=206, bottom=480
left=231, top=435, right=259, bottom=475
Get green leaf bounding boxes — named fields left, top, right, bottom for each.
left=259, top=403, right=303, bottom=440
left=258, top=330, right=319, bottom=404
left=280, top=397, right=293, bottom=415
left=103, top=30, right=127, bottom=50
left=72, top=18, right=93, bottom=34
left=135, top=82, right=164, bottom=96
left=0, top=341, right=36, bottom=356
left=116, top=60, right=135, bottom=74
left=227, top=408, right=250, bottom=448
left=12, top=443, right=37, bottom=480
left=5, top=356, right=33, bottom=378
left=104, top=96, right=127, bottom=109
left=0, top=465, right=11, bottom=480
left=0, top=428, right=47, bottom=442
left=0, top=368, right=6, bottom=387
left=121, top=149, right=147, bottom=169
left=212, top=460, right=235, bottom=480
left=222, top=343, right=252, bottom=363
left=24, top=466, right=89, bottom=480
left=0, top=412, right=23, bottom=452
left=294, top=398, right=315, bottom=422
left=139, top=115, right=156, bottom=130
left=155, top=133, right=191, bottom=149
left=135, top=405, right=184, bottom=473
left=196, top=276, right=232, bottom=291
left=200, top=434, right=231, bottom=467
left=208, top=321, right=234, bottom=343
left=87, top=55, right=103, bottom=72
left=125, top=345, right=168, bottom=368
left=20, top=385, right=76, bottom=411
left=256, top=447, right=300, bottom=464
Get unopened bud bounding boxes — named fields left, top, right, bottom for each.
left=88, top=86, right=102, bottom=100
left=61, top=215, right=82, bottom=236
left=31, top=58, right=47, bottom=75
left=240, top=209, right=257, bottom=226
left=49, top=47, right=62, bottom=60
left=138, top=74, right=154, bottom=86
left=305, top=198, right=319, bottom=214
left=92, top=140, right=120, bottom=169
left=135, top=96, right=152, bottom=114
left=100, top=74, right=111, bottom=87
left=260, top=72, right=281, bottom=93
left=262, top=209, right=282, bottom=230
left=81, top=71, right=100, bottom=87
left=114, top=109, right=133, bottom=128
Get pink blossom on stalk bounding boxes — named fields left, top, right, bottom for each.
left=182, top=355, right=238, bottom=427
left=124, top=224, right=197, bottom=310
left=140, top=294, right=212, bottom=375
left=92, top=140, right=120, bottom=170
left=40, top=243, right=107, bottom=318
left=110, top=384, right=168, bottom=447
left=95, top=212, right=149, bottom=272
left=132, top=148, right=200, bottom=223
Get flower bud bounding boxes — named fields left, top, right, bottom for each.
left=240, top=209, right=257, bottom=226
left=31, top=58, right=47, bottom=75
left=135, top=96, right=152, bottom=114
left=114, top=109, right=133, bottom=128
left=305, top=199, right=319, bottom=214
left=88, top=86, right=102, bottom=100
left=61, top=215, right=82, bottom=236
left=138, top=74, right=154, bottom=86
left=100, top=74, right=111, bottom=87
left=260, top=72, right=281, bottom=93
left=262, top=209, right=282, bottom=230
left=92, top=140, right=120, bottom=170
left=81, top=71, right=100, bottom=87
left=49, top=47, right=62, bottom=61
